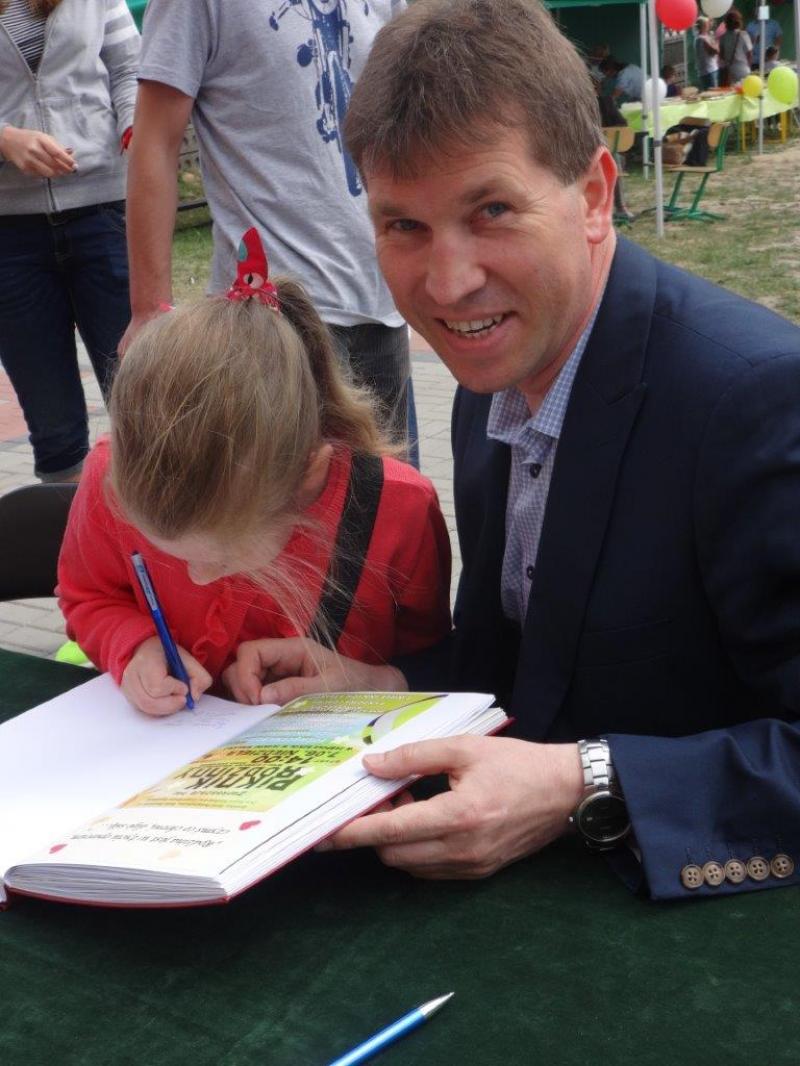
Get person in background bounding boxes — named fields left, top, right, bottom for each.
left=585, top=42, right=609, bottom=85
left=746, top=13, right=782, bottom=65
left=595, top=82, right=634, bottom=221
left=58, top=230, right=450, bottom=716
left=694, top=16, right=720, bottom=90
left=763, top=45, right=780, bottom=74
left=599, top=56, right=644, bottom=103
left=122, top=0, right=419, bottom=467
left=661, top=64, right=680, bottom=97
left=719, top=8, right=753, bottom=86
left=0, top=0, right=138, bottom=482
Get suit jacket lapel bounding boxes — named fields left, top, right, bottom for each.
left=451, top=390, right=515, bottom=694
left=510, top=238, right=656, bottom=737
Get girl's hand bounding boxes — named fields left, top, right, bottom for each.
left=223, top=637, right=407, bottom=706
left=121, top=636, right=212, bottom=716
left=223, top=641, right=274, bottom=705
left=0, top=126, right=77, bottom=177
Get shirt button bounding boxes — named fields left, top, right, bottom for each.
left=529, top=463, right=542, bottom=478
left=680, top=864, right=703, bottom=890
left=526, top=565, right=535, bottom=580
left=770, top=853, right=795, bottom=879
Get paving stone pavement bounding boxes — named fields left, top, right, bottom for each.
left=0, top=332, right=459, bottom=660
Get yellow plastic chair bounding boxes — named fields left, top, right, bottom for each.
left=663, top=122, right=730, bottom=222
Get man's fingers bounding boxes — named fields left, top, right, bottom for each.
left=324, top=790, right=464, bottom=851
left=362, top=736, right=478, bottom=780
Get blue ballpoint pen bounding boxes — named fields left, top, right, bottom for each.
left=326, top=993, right=454, bottom=1066
left=130, top=552, right=195, bottom=710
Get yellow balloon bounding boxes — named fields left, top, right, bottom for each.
left=741, top=74, right=762, bottom=98
left=767, top=66, right=799, bottom=106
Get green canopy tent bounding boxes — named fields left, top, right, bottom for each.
left=548, top=0, right=667, bottom=234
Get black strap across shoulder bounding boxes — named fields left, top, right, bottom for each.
left=308, top=452, right=385, bottom=650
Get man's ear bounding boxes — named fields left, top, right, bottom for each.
left=580, top=145, right=617, bottom=244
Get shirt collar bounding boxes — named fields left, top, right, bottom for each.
left=487, top=299, right=602, bottom=447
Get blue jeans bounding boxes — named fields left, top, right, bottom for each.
left=0, top=203, right=130, bottom=479
left=700, top=71, right=719, bottom=90
left=329, top=322, right=419, bottom=469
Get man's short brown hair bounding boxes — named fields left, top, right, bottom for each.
left=344, top=0, right=603, bottom=185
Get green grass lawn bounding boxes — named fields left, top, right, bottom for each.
left=171, top=134, right=800, bottom=324
left=618, top=137, right=800, bottom=324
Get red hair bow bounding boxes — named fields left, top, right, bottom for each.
left=226, top=228, right=280, bottom=311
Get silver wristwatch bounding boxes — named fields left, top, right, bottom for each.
left=570, top=738, right=630, bottom=851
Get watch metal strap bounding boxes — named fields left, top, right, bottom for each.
left=578, top=738, right=615, bottom=790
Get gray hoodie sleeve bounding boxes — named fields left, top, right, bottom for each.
left=99, top=0, right=141, bottom=136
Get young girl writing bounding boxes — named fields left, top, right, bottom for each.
left=57, top=230, right=451, bottom=716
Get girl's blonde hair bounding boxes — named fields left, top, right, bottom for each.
left=109, top=279, right=389, bottom=546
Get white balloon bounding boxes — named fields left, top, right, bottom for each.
left=642, top=77, right=668, bottom=108
left=700, top=0, right=730, bottom=17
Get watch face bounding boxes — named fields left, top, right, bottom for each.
left=576, top=792, right=629, bottom=844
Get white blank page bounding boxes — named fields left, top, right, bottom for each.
left=0, top=674, right=274, bottom=900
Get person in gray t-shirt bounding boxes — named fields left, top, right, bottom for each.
left=121, top=0, right=417, bottom=459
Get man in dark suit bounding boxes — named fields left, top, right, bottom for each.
left=229, top=0, right=800, bottom=900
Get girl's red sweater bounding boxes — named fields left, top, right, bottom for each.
left=57, top=440, right=452, bottom=684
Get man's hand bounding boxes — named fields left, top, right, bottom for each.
left=0, top=126, right=77, bottom=178
left=121, top=635, right=212, bottom=716
left=118, top=309, right=167, bottom=359
left=222, top=637, right=408, bottom=706
left=122, top=80, right=194, bottom=358
left=319, top=736, right=584, bottom=879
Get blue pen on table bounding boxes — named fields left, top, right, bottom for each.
left=326, top=993, right=454, bottom=1066
left=130, top=552, right=195, bottom=710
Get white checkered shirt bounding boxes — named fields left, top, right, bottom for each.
left=487, top=312, right=599, bottom=625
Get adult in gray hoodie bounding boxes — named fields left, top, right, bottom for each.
left=0, top=0, right=139, bottom=481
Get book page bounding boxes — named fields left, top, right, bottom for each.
left=0, top=674, right=275, bottom=901
left=11, top=693, right=448, bottom=882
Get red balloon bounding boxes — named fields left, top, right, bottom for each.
left=656, top=0, right=698, bottom=30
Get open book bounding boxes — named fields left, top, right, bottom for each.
left=0, top=675, right=506, bottom=908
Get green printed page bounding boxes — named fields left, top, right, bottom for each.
left=124, top=693, right=442, bottom=814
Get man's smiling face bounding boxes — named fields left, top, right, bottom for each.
left=366, top=126, right=613, bottom=405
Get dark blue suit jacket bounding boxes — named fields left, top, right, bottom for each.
left=428, top=237, right=800, bottom=900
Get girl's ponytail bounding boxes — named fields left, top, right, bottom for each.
left=277, top=278, right=391, bottom=458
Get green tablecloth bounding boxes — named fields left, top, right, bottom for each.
left=2, top=648, right=800, bottom=1065
left=622, top=92, right=796, bottom=132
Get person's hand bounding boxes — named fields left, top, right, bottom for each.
left=222, top=637, right=408, bottom=706
left=0, top=126, right=77, bottom=177
left=318, top=736, right=585, bottom=879
left=121, top=635, right=212, bottom=716
left=118, top=308, right=169, bottom=359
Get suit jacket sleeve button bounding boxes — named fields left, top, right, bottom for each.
left=724, top=859, right=747, bottom=884
left=702, top=860, right=725, bottom=886
left=747, top=856, right=770, bottom=881
left=770, top=854, right=795, bottom=879
left=680, top=864, right=704, bottom=889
